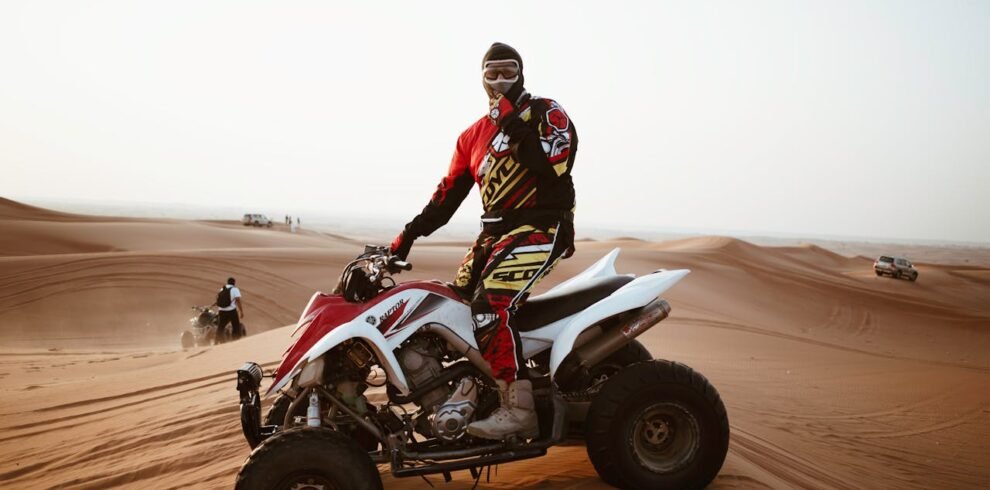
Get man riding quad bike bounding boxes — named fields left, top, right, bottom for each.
left=231, top=43, right=729, bottom=489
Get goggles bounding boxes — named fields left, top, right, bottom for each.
left=483, top=60, right=520, bottom=81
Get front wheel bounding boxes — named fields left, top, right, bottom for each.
left=264, top=393, right=295, bottom=427
left=180, top=330, right=194, bottom=349
left=586, top=360, right=729, bottom=490
left=235, top=427, right=382, bottom=490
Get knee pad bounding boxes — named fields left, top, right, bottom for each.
left=472, top=312, right=499, bottom=333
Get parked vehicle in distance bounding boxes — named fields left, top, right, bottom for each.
left=874, top=256, right=918, bottom=281
left=242, top=214, right=273, bottom=228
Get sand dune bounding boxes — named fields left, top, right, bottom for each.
left=1, top=198, right=988, bottom=489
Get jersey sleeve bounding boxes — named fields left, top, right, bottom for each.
left=502, top=98, right=577, bottom=178
left=402, top=134, right=474, bottom=239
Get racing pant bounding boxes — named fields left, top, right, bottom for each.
left=217, top=309, right=241, bottom=342
left=453, top=223, right=568, bottom=385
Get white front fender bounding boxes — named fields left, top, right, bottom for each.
left=549, top=269, right=690, bottom=378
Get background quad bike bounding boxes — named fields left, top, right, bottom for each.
left=235, top=340, right=729, bottom=490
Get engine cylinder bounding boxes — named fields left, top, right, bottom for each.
left=397, top=340, right=447, bottom=410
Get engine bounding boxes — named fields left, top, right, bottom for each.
left=433, top=377, right=478, bottom=442
left=396, top=336, right=479, bottom=442
left=396, top=336, right=448, bottom=410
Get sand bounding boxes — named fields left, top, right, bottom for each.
left=1, top=197, right=988, bottom=489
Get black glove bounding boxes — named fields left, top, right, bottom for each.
left=488, top=93, right=517, bottom=127
left=559, top=221, right=576, bottom=259
left=390, top=231, right=414, bottom=261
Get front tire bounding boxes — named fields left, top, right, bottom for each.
left=180, top=330, right=194, bottom=349
left=235, top=427, right=382, bottom=490
left=264, top=393, right=294, bottom=427
left=586, top=360, right=729, bottom=490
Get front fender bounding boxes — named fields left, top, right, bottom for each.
left=266, top=320, right=410, bottom=397
left=549, top=269, right=690, bottom=378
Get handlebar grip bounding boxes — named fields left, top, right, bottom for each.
left=387, top=256, right=412, bottom=272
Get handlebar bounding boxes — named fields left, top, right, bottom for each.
left=387, top=255, right=413, bottom=272
left=333, top=245, right=413, bottom=297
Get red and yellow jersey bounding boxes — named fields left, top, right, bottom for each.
left=404, top=94, right=577, bottom=238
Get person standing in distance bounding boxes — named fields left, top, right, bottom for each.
left=213, top=277, right=244, bottom=343
left=390, top=42, right=578, bottom=440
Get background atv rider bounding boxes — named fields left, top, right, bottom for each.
left=212, top=277, right=244, bottom=343
left=390, top=42, right=578, bottom=441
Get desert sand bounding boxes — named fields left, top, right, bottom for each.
left=1, top=197, right=988, bottom=489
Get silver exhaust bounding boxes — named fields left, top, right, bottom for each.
left=556, top=299, right=671, bottom=389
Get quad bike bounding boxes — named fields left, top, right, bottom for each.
left=181, top=305, right=246, bottom=348
left=234, top=246, right=729, bottom=489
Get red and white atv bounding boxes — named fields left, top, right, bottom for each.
left=234, top=246, right=729, bottom=490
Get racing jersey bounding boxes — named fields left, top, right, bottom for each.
left=403, top=93, right=577, bottom=239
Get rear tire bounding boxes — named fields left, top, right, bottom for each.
left=584, top=340, right=653, bottom=397
left=235, top=427, right=382, bottom=490
left=586, top=360, right=729, bottom=490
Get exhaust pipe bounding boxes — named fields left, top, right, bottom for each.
left=556, top=299, right=671, bottom=390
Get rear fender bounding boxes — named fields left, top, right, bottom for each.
left=266, top=320, right=410, bottom=397
left=544, top=248, right=621, bottom=295
left=547, top=269, right=690, bottom=378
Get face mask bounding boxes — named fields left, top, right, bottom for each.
left=483, top=60, right=519, bottom=96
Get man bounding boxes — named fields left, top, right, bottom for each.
left=390, top=42, right=577, bottom=440
left=213, top=277, right=244, bottom=343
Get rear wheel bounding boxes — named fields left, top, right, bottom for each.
left=583, top=340, right=653, bottom=397
left=235, top=427, right=382, bottom=490
left=586, top=360, right=729, bottom=490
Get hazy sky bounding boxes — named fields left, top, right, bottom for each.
left=2, top=1, right=988, bottom=242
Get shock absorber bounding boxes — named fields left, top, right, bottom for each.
left=306, top=391, right=321, bottom=427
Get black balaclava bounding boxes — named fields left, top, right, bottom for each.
left=482, top=42, right=525, bottom=103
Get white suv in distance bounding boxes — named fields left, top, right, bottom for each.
left=242, top=214, right=273, bottom=228
left=874, top=256, right=918, bottom=281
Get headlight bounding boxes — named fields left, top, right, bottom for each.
left=237, top=362, right=263, bottom=392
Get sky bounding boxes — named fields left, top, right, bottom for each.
left=2, top=1, right=988, bottom=243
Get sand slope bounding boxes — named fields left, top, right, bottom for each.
left=1, top=199, right=988, bottom=489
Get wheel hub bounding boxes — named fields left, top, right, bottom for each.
left=281, top=474, right=337, bottom=490
left=629, top=402, right=701, bottom=474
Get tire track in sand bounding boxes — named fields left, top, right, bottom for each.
left=676, top=317, right=990, bottom=373
left=730, top=426, right=857, bottom=489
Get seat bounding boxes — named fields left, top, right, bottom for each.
left=514, top=275, right=634, bottom=332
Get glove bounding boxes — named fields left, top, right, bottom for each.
left=559, top=221, right=576, bottom=259
left=390, top=231, right=414, bottom=261
left=488, top=93, right=516, bottom=127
